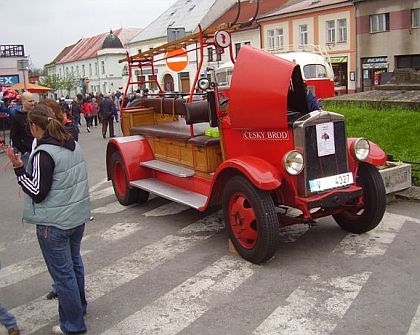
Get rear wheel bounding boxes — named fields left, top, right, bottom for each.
left=110, top=151, right=149, bottom=205
left=222, top=176, right=279, bottom=264
left=333, top=163, right=386, bottom=234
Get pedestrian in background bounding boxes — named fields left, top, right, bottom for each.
left=91, top=98, right=99, bottom=127
left=111, top=92, right=120, bottom=123
left=99, top=94, right=115, bottom=138
left=71, top=97, right=82, bottom=131
left=0, top=261, right=20, bottom=335
left=6, top=104, right=91, bottom=335
left=82, top=98, right=93, bottom=133
left=10, top=91, right=35, bottom=167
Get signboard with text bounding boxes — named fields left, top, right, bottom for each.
left=0, top=74, right=20, bottom=86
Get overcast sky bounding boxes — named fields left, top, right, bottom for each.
left=0, top=0, right=178, bottom=69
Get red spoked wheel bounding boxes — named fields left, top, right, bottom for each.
left=222, top=175, right=279, bottom=264
left=110, top=151, right=149, bottom=206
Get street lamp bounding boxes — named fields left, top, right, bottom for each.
left=17, top=58, right=29, bottom=90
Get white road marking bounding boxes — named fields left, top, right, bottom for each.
left=100, top=255, right=254, bottom=335
left=144, top=202, right=189, bottom=217
left=252, top=272, right=371, bottom=335
left=100, top=221, right=144, bottom=241
left=90, top=186, right=115, bottom=201
left=333, top=212, right=408, bottom=258
left=92, top=201, right=136, bottom=214
left=8, top=212, right=225, bottom=333
left=0, top=250, right=91, bottom=289
left=89, top=178, right=109, bottom=193
left=407, top=304, right=420, bottom=335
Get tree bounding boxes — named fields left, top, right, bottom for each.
left=39, top=74, right=62, bottom=91
left=61, top=74, right=80, bottom=96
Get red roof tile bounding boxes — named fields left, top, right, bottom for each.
left=208, top=0, right=290, bottom=30
left=57, top=28, right=141, bottom=64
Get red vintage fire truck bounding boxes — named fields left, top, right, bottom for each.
left=106, top=5, right=386, bottom=264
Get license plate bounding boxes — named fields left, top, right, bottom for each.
left=309, top=172, right=353, bottom=192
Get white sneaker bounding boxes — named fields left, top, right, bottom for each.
left=51, top=325, right=67, bottom=335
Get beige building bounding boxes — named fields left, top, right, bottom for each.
left=258, top=0, right=356, bottom=94
left=355, top=0, right=420, bottom=91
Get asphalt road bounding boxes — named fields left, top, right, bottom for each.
left=0, top=124, right=419, bottom=335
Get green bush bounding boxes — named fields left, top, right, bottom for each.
left=323, top=102, right=420, bottom=185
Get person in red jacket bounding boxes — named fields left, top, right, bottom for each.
left=81, top=98, right=93, bottom=133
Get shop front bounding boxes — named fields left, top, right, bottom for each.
left=361, top=56, right=388, bottom=91
left=330, top=56, right=348, bottom=95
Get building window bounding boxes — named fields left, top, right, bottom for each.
left=89, top=64, right=92, bottom=76
left=101, top=61, right=105, bottom=75
left=299, top=24, right=308, bottom=46
left=275, top=29, right=284, bottom=49
left=326, top=20, right=335, bottom=44
left=76, top=66, right=80, bottom=76
left=95, top=62, right=98, bottom=76
left=207, top=47, right=214, bottom=62
left=148, top=75, right=157, bottom=91
left=267, top=29, right=275, bottom=49
left=338, top=19, right=347, bottom=42
left=216, top=50, right=222, bottom=62
left=235, top=43, right=241, bottom=57
left=82, top=65, right=85, bottom=77
left=370, top=13, right=390, bottom=33
left=71, top=66, right=74, bottom=75
left=413, top=8, right=420, bottom=28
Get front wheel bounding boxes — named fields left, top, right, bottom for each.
left=110, top=151, right=149, bottom=206
left=333, top=163, right=386, bottom=234
left=222, top=175, right=279, bottom=264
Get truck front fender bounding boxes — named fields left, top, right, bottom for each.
left=106, top=135, right=154, bottom=182
left=347, top=138, right=387, bottom=169
left=215, top=156, right=281, bottom=191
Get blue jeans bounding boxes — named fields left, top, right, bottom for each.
left=36, top=224, right=87, bottom=333
left=0, top=303, right=17, bottom=330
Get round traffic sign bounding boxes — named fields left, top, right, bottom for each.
left=165, top=48, right=189, bottom=72
left=214, top=30, right=231, bottom=48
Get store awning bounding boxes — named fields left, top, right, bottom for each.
left=10, top=82, right=54, bottom=93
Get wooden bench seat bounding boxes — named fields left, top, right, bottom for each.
left=130, top=120, right=208, bottom=140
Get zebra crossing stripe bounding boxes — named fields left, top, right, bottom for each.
left=90, top=186, right=115, bottom=201
left=100, top=221, right=144, bottom=241
left=100, top=255, right=255, bottom=335
left=333, top=212, right=408, bottom=258
left=144, top=202, right=189, bottom=217
left=252, top=272, right=371, bottom=335
left=8, top=212, right=225, bottom=333
left=407, top=304, right=420, bottom=335
left=89, top=178, right=108, bottom=193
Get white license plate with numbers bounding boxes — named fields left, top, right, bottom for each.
left=309, top=172, right=353, bottom=192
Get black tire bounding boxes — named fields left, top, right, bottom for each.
left=333, top=163, right=386, bottom=234
left=110, top=151, right=149, bottom=206
left=222, top=175, right=279, bottom=264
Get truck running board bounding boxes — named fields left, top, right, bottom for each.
left=130, top=178, right=207, bottom=209
left=140, top=160, right=194, bottom=177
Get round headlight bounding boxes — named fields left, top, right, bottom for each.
left=283, top=151, right=304, bottom=175
left=354, top=138, right=370, bottom=161
left=198, top=78, right=210, bottom=90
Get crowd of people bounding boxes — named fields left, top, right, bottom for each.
left=0, top=85, right=125, bottom=335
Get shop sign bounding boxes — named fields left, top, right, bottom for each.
left=0, top=74, right=19, bottom=86
left=329, top=56, right=348, bottom=63
left=362, top=57, right=388, bottom=69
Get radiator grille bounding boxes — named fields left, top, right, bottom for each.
left=303, top=121, right=348, bottom=194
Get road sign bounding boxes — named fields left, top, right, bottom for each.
left=166, top=48, right=189, bottom=72
left=214, top=30, right=231, bottom=48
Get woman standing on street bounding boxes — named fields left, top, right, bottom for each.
left=6, top=104, right=90, bottom=335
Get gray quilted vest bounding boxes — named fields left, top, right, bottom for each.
left=22, top=142, right=91, bottom=229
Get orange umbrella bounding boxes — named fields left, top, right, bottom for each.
left=10, top=82, right=54, bottom=93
